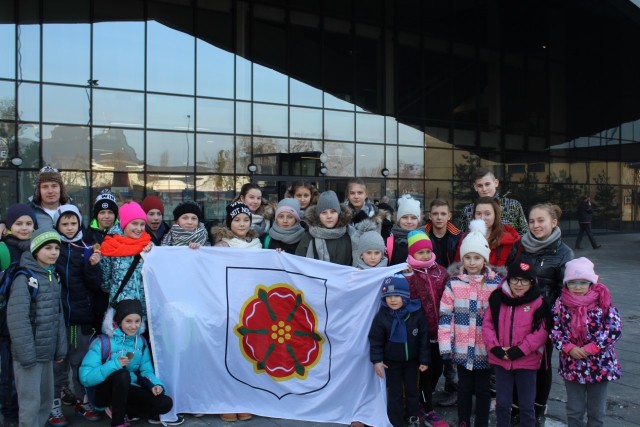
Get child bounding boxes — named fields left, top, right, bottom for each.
left=211, top=201, right=261, bottom=248
left=79, top=299, right=184, bottom=426
left=345, top=178, right=392, bottom=239
left=295, top=190, right=352, bottom=266
left=234, top=183, right=273, bottom=236
left=550, top=257, right=621, bottom=427
left=368, top=275, right=430, bottom=427
left=0, top=204, right=35, bottom=425
left=101, top=202, right=153, bottom=317
left=286, top=181, right=319, bottom=213
left=50, top=205, right=103, bottom=425
left=142, top=195, right=169, bottom=246
left=84, top=189, right=119, bottom=246
left=7, top=229, right=66, bottom=427
left=351, top=220, right=387, bottom=269
left=161, top=201, right=210, bottom=248
left=423, top=198, right=462, bottom=269
left=403, top=230, right=449, bottom=427
left=439, top=219, right=504, bottom=427
left=483, top=259, right=549, bottom=427
left=470, top=196, right=520, bottom=267
left=387, top=195, right=422, bottom=266
left=263, top=198, right=305, bottom=254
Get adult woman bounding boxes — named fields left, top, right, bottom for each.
left=506, top=203, right=573, bottom=426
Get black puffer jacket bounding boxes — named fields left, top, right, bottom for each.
left=507, top=238, right=573, bottom=306
left=368, top=305, right=430, bottom=365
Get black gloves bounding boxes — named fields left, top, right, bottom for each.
left=506, top=346, right=525, bottom=360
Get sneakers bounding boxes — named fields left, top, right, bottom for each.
left=408, top=416, right=421, bottom=427
left=48, top=398, right=69, bottom=427
left=424, top=410, right=449, bottom=427
left=436, top=392, right=458, bottom=407
left=75, top=401, right=101, bottom=421
left=60, top=386, right=77, bottom=406
left=148, top=414, right=185, bottom=425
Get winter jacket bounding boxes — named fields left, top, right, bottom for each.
left=210, top=227, right=261, bottom=248
left=506, top=238, right=573, bottom=306
left=27, top=200, right=56, bottom=231
left=56, top=240, right=102, bottom=326
left=423, top=221, right=462, bottom=268
left=406, top=262, right=448, bottom=339
left=368, top=304, right=430, bottom=365
left=438, top=262, right=504, bottom=370
left=295, top=205, right=353, bottom=266
left=576, top=201, right=594, bottom=223
left=262, top=235, right=300, bottom=254
left=346, top=201, right=392, bottom=240
left=83, top=219, right=113, bottom=246
left=482, top=282, right=548, bottom=371
left=550, top=294, right=622, bottom=384
left=146, top=221, right=170, bottom=246
left=80, top=324, right=164, bottom=393
left=7, top=251, right=67, bottom=368
left=0, top=235, right=31, bottom=337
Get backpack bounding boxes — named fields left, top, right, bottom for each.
left=0, top=262, right=39, bottom=333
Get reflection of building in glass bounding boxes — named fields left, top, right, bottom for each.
left=0, top=1, right=639, bottom=229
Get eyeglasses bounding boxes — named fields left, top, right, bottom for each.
left=509, top=277, right=531, bottom=286
left=566, top=280, right=591, bottom=288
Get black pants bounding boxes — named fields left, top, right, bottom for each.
left=457, top=365, right=491, bottom=427
left=419, top=343, right=444, bottom=412
left=386, top=359, right=419, bottom=427
left=94, top=369, right=172, bottom=426
left=576, top=223, right=598, bottom=248
left=535, top=341, right=553, bottom=407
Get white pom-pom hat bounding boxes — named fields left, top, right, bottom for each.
left=459, top=219, right=490, bottom=262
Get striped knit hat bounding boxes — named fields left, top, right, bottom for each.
left=30, top=229, right=61, bottom=255
left=407, top=230, right=433, bottom=256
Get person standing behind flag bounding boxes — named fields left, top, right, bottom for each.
left=141, top=196, right=169, bottom=246
left=262, top=198, right=305, bottom=254
left=161, top=201, right=210, bottom=249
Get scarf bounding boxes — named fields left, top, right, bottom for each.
left=389, top=225, right=411, bottom=251
left=268, top=222, right=306, bottom=245
left=163, top=223, right=209, bottom=246
left=251, top=213, right=270, bottom=235
left=306, top=225, right=347, bottom=262
left=489, top=282, right=549, bottom=340
left=407, top=252, right=437, bottom=270
left=520, top=226, right=562, bottom=253
left=101, top=232, right=152, bottom=257
left=58, top=228, right=84, bottom=244
left=382, top=298, right=421, bottom=343
left=558, top=283, right=612, bottom=346
left=354, top=256, right=388, bottom=269
left=224, top=236, right=262, bottom=248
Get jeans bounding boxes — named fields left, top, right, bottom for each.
left=565, top=380, right=608, bottom=427
left=457, top=365, right=491, bottom=427
left=0, top=338, right=18, bottom=420
left=494, top=366, right=536, bottom=427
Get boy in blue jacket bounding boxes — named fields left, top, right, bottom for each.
left=368, top=275, right=430, bottom=427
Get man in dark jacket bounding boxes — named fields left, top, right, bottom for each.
left=575, top=196, right=601, bottom=250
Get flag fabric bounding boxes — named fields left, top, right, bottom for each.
left=143, top=246, right=405, bottom=426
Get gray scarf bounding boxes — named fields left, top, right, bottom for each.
left=520, top=226, right=562, bottom=253
left=251, top=213, right=270, bottom=235
left=268, top=223, right=305, bottom=244
left=306, top=225, right=347, bottom=262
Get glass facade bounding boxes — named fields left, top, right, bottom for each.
left=1, top=0, right=640, bottom=231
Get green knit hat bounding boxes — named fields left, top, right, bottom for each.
left=30, top=229, right=61, bottom=255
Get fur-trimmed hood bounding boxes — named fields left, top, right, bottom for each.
left=101, top=306, right=146, bottom=337
left=304, top=203, right=352, bottom=228
left=446, top=260, right=507, bottom=280
left=210, top=226, right=260, bottom=243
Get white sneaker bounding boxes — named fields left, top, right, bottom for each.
left=148, top=414, right=185, bottom=425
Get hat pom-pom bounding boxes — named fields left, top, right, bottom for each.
left=468, top=219, right=487, bottom=236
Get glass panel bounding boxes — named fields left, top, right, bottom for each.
left=146, top=131, right=195, bottom=173
left=290, top=138, right=322, bottom=154
left=356, top=113, right=384, bottom=143
left=196, top=133, right=235, bottom=173
left=236, top=56, right=252, bottom=101
left=147, top=21, right=195, bottom=95
left=93, top=89, right=144, bottom=128
left=18, top=123, right=40, bottom=168
left=42, top=124, right=90, bottom=169
left=236, top=101, right=251, bottom=135
left=398, top=123, right=424, bottom=146
left=43, top=24, right=90, bottom=85
left=386, top=116, right=398, bottom=145
left=253, top=103, right=288, bottom=137
left=355, top=143, right=384, bottom=177
left=62, top=170, right=91, bottom=215
left=17, top=82, right=39, bottom=122
left=146, top=174, right=196, bottom=212
left=253, top=137, right=288, bottom=175
left=0, top=24, right=15, bottom=78
left=94, top=22, right=144, bottom=90
left=92, top=171, right=144, bottom=203
left=398, top=180, right=425, bottom=205
left=196, top=98, right=234, bottom=133
left=425, top=180, right=453, bottom=207
left=235, top=136, right=252, bottom=174
left=93, top=127, right=144, bottom=172
left=290, top=107, right=322, bottom=139
left=398, top=146, right=424, bottom=179
left=290, top=79, right=322, bottom=107
left=0, top=81, right=15, bottom=121
left=253, top=63, right=287, bottom=104
left=386, top=145, right=398, bottom=178
left=197, top=40, right=234, bottom=99
left=196, top=174, right=236, bottom=225
left=324, top=141, right=354, bottom=177
left=324, top=92, right=354, bottom=110
left=17, top=25, right=40, bottom=81
left=42, top=85, right=89, bottom=125
left=324, top=110, right=354, bottom=141
left=426, top=148, right=453, bottom=180
left=147, top=94, right=194, bottom=130
left=425, top=126, right=450, bottom=148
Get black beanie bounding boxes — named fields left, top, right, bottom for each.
left=507, top=259, right=537, bottom=283
left=114, top=299, right=143, bottom=325
left=173, top=200, right=203, bottom=222
left=226, top=201, right=251, bottom=228
left=93, top=189, right=119, bottom=219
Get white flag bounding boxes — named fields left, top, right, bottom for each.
left=143, top=247, right=404, bottom=426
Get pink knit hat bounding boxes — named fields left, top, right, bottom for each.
left=119, top=202, right=147, bottom=230
left=563, top=257, right=598, bottom=284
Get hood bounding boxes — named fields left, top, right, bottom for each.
left=210, top=226, right=259, bottom=243
left=101, top=305, right=146, bottom=337
left=496, top=224, right=520, bottom=246
left=446, top=260, right=507, bottom=278
left=304, top=204, right=352, bottom=228
left=19, top=250, right=49, bottom=273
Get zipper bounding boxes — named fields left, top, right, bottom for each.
left=509, top=306, right=515, bottom=346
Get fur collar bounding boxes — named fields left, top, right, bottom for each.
left=210, top=226, right=259, bottom=244
left=304, top=204, right=352, bottom=228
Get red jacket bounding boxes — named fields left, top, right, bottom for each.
left=455, top=224, right=520, bottom=267
left=406, top=262, right=448, bottom=339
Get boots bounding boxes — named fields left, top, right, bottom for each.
left=534, top=403, right=546, bottom=427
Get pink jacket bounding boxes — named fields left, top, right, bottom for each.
left=482, top=282, right=548, bottom=370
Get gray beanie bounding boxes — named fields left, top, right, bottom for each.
left=275, top=198, right=301, bottom=221
left=356, top=230, right=385, bottom=255
left=315, top=191, right=341, bottom=215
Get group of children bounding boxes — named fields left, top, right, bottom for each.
left=0, top=170, right=623, bottom=427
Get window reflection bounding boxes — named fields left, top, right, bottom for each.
left=356, top=113, right=384, bottom=143
left=253, top=63, right=288, bottom=104
left=386, top=117, right=398, bottom=145
left=290, top=79, right=322, bottom=107
left=196, top=98, right=234, bottom=133
left=398, top=123, right=424, bottom=146
left=92, top=172, right=144, bottom=203
left=94, top=22, right=144, bottom=90
left=18, top=124, right=39, bottom=169
left=93, top=89, right=144, bottom=128
left=43, top=85, right=89, bottom=125
left=324, top=141, right=354, bottom=177
left=254, top=103, right=288, bottom=137
left=146, top=130, right=194, bottom=173
left=291, top=107, right=322, bottom=139
left=196, top=133, right=235, bottom=173
left=17, top=25, right=40, bottom=81
left=0, top=25, right=15, bottom=78
left=147, top=94, right=194, bottom=130
left=43, top=24, right=90, bottom=85
left=196, top=174, right=236, bottom=224
left=236, top=56, right=252, bottom=101
left=146, top=174, right=196, bottom=215
left=398, top=146, right=424, bottom=179
left=93, top=127, right=144, bottom=172
left=355, top=144, right=384, bottom=177
left=42, top=125, right=90, bottom=170
left=17, top=83, right=39, bottom=122
left=386, top=145, right=398, bottom=178
left=236, top=102, right=252, bottom=135
left=324, top=110, right=354, bottom=141
left=61, top=170, right=91, bottom=216
left=147, top=21, right=194, bottom=95
left=235, top=136, right=251, bottom=174
left=197, top=40, right=234, bottom=98
left=0, top=81, right=15, bottom=117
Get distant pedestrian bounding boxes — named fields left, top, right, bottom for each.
left=574, top=196, right=601, bottom=250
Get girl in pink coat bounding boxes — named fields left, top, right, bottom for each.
left=483, top=259, right=550, bottom=427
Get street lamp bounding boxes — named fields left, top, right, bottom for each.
left=10, top=157, right=23, bottom=167
left=381, top=168, right=390, bottom=177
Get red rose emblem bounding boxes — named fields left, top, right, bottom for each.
left=235, top=284, right=324, bottom=381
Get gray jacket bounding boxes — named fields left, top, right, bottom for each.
left=7, top=251, right=67, bottom=368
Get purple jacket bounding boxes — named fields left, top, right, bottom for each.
left=483, top=282, right=548, bottom=370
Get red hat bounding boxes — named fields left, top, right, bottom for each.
left=141, top=195, right=164, bottom=215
